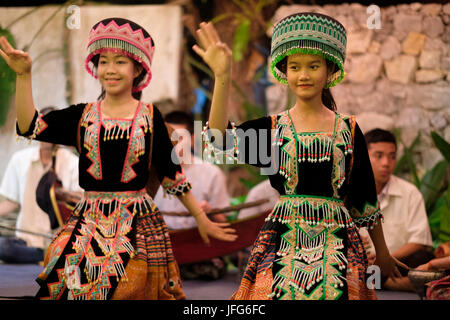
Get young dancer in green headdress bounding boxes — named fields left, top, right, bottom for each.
left=194, top=12, right=407, bottom=300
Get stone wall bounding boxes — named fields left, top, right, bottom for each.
left=267, top=3, right=450, bottom=176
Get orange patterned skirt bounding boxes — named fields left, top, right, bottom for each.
left=36, top=190, right=185, bottom=300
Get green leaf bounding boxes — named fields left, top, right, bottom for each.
left=402, top=132, right=421, bottom=187
left=410, top=131, right=421, bottom=150
left=420, top=160, right=448, bottom=212
left=405, top=148, right=420, bottom=188
left=431, top=131, right=450, bottom=163
left=393, top=153, right=408, bottom=175
left=0, top=27, right=16, bottom=127
left=428, top=198, right=442, bottom=241
left=231, top=194, right=247, bottom=205
left=228, top=194, right=247, bottom=221
left=232, top=18, right=251, bottom=62
left=436, top=187, right=450, bottom=243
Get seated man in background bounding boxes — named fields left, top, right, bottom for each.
left=0, top=107, right=81, bottom=264
left=359, top=128, right=434, bottom=291
left=154, top=111, right=230, bottom=280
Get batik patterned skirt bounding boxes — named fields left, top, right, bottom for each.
left=231, top=195, right=377, bottom=300
left=36, top=189, right=185, bottom=300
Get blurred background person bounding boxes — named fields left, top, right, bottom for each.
left=0, top=107, right=81, bottom=264
left=360, top=128, right=434, bottom=291
left=154, top=110, right=230, bottom=280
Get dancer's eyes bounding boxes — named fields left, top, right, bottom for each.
left=288, top=65, right=319, bottom=71
left=98, top=57, right=128, bottom=65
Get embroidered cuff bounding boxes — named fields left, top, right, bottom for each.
left=161, top=171, right=192, bottom=196
left=202, top=121, right=239, bottom=164
left=16, top=110, right=47, bottom=140
left=350, top=205, right=384, bottom=230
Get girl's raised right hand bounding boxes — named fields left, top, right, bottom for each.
left=0, top=36, right=32, bottom=75
left=192, top=22, right=232, bottom=78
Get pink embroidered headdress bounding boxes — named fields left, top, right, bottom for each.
left=85, top=17, right=155, bottom=92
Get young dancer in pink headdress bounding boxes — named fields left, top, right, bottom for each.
left=0, top=17, right=236, bottom=300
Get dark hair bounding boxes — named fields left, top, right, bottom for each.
left=164, top=111, right=194, bottom=134
left=277, top=57, right=337, bottom=111
left=364, top=128, right=397, bottom=149
left=91, top=54, right=146, bottom=101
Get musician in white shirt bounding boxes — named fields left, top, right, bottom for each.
left=154, top=111, right=230, bottom=230
left=0, top=107, right=81, bottom=264
left=153, top=111, right=230, bottom=280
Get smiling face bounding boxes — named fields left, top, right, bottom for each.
left=286, top=53, right=330, bottom=101
left=97, top=51, right=142, bottom=98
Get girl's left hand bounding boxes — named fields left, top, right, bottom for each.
left=192, top=22, right=232, bottom=78
left=195, top=214, right=237, bottom=245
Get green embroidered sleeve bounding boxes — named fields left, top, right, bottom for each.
left=346, top=122, right=383, bottom=229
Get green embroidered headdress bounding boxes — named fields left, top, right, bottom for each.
left=270, top=12, right=347, bottom=88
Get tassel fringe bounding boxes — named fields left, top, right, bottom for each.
left=265, top=195, right=354, bottom=228
left=68, top=189, right=153, bottom=299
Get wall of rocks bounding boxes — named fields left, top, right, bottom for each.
left=267, top=3, right=450, bottom=176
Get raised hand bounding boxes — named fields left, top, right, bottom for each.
left=192, top=22, right=232, bottom=78
left=0, top=36, right=32, bottom=75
